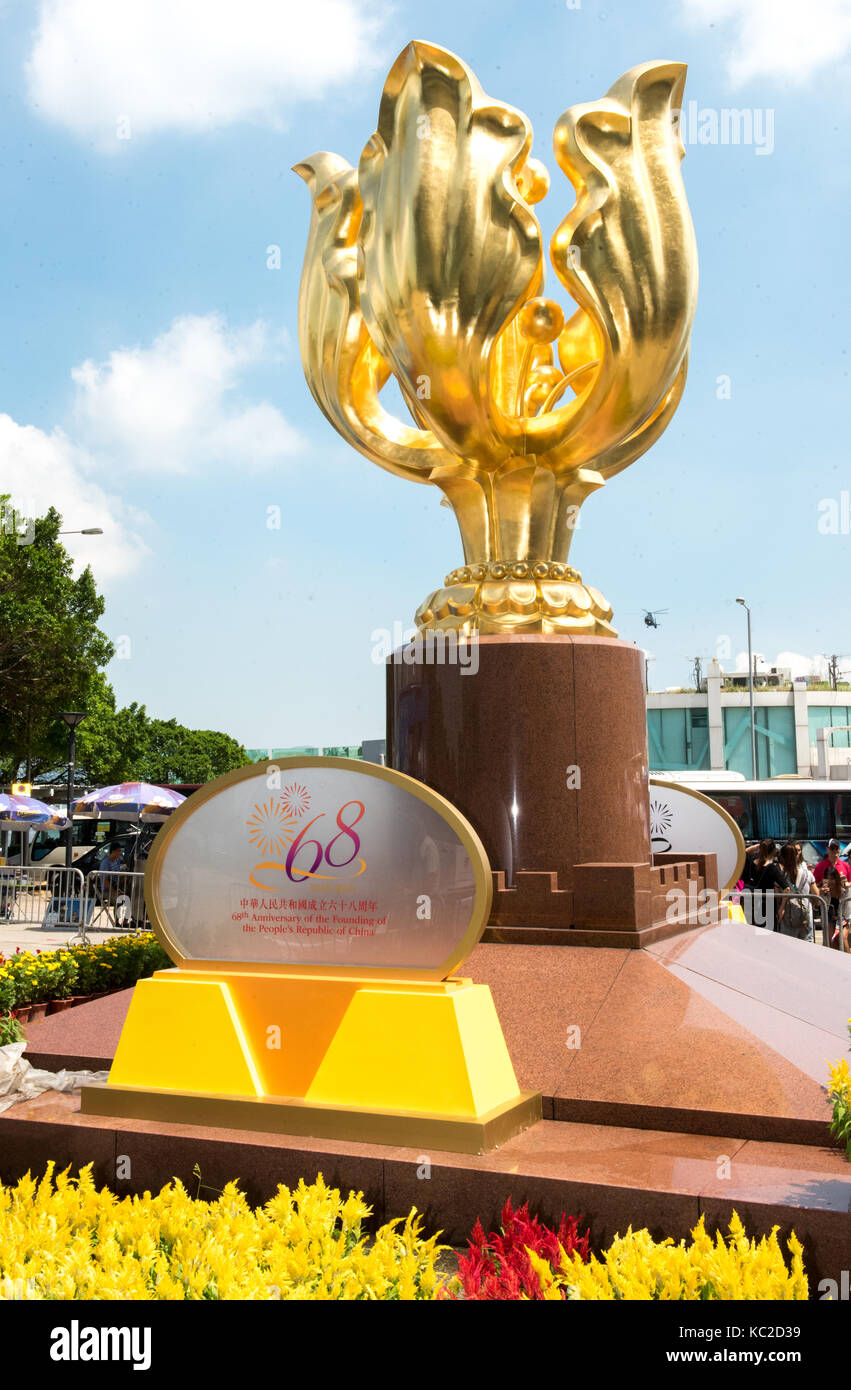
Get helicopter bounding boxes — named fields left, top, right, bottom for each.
left=643, top=609, right=668, bottom=629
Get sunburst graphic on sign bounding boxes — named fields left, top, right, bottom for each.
left=246, top=798, right=299, bottom=859
left=650, top=798, right=674, bottom=840
left=280, top=781, right=311, bottom=819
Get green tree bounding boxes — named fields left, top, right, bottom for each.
left=74, top=691, right=248, bottom=786
left=0, top=496, right=247, bottom=789
left=73, top=673, right=151, bottom=786
left=72, top=688, right=246, bottom=786
left=0, top=500, right=114, bottom=782
left=139, top=719, right=247, bottom=783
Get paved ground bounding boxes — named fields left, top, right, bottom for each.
left=1, top=872, right=145, bottom=956
left=0, top=922, right=128, bottom=955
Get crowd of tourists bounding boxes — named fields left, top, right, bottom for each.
left=739, top=837, right=850, bottom=949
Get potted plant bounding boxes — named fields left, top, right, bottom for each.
left=27, top=955, right=55, bottom=1023
left=46, top=951, right=80, bottom=1014
left=69, top=945, right=101, bottom=1001
left=0, top=962, right=16, bottom=1020
left=0, top=1012, right=23, bottom=1046
left=6, top=952, right=37, bottom=1022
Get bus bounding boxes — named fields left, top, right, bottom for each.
left=654, top=772, right=851, bottom=861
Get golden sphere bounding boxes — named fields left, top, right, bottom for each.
left=524, top=365, right=563, bottom=413
left=518, top=298, right=565, bottom=344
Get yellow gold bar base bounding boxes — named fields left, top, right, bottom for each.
left=104, top=972, right=527, bottom=1118
left=80, top=1082, right=542, bottom=1155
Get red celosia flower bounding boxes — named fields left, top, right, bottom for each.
left=449, top=1198, right=590, bottom=1300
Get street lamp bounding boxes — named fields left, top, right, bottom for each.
left=735, top=598, right=757, bottom=779
left=59, top=528, right=104, bottom=535
left=60, top=711, right=86, bottom=867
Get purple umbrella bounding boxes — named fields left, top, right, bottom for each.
left=0, top=792, right=68, bottom=829
left=72, top=782, right=185, bottom=823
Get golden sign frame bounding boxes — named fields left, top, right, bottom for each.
left=650, top=777, right=747, bottom=892
left=144, top=755, right=493, bottom=982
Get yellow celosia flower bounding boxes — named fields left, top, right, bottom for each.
left=553, top=1211, right=807, bottom=1301
left=0, top=1165, right=450, bottom=1301
left=0, top=1167, right=812, bottom=1302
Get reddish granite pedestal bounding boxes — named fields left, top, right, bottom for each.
left=8, top=934, right=851, bottom=1293
left=24, top=927, right=845, bottom=1147
left=387, top=635, right=716, bottom=939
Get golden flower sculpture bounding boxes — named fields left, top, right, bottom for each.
left=295, top=41, right=698, bottom=635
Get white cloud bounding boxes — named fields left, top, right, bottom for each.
left=70, top=313, right=304, bottom=472
left=1, top=311, right=302, bottom=582
left=0, top=415, right=149, bottom=580
left=680, top=0, right=851, bottom=85
left=734, top=651, right=841, bottom=680
left=25, top=0, right=385, bottom=143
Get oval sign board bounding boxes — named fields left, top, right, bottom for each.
left=649, top=778, right=746, bottom=891
left=145, top=757, right=492, bottom=981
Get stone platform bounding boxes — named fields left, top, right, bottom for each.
left=22, top=925, right=850, bottom=1146
left=5, top=923, right=850, bottom=1293
left=2, top=1086, right=848, bottom=1291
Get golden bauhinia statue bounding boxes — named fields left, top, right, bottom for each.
left=295, top=41, right=697, bottom=636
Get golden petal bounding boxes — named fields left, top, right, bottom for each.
left=510, top=61, right=696, bottom=471
left=507, top=582, right=538, bottom=614
left=445, top=584, right=478, bottom=617
left=585, top=585, right=614, bottom=619
left=532, top=61, right=697, bottom=472
left=479, top=581, right=509, bottom=614
left=357, top=41, right=543, bottom=465
left=294, top=154, right=453, bottom=483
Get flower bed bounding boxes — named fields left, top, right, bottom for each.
left=0, top=1166, right=442, bottom=1300
left=0, top=933, right=171, bottom=1036
left=443, top=1198, right=590, bottom=1300
left=0, top=1166, right=809, bottom=1301
left=0, top=932, right=171, bottom=1005
left=526, top=1215, right=807, bottom=1300
left=441, top=1198, right=807, bottom=1301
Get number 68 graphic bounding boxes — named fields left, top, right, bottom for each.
left=251, top=800, right=366, bottom=887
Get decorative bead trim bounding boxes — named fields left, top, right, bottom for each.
left=445, top=560, right=581, bottom=585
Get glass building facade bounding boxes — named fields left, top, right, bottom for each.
left=646, top=690, right=849, bottom=778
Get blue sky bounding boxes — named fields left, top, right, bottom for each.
left=2, top=0, right=850, bottom=748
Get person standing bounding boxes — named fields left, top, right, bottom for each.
left=820, top=867, right=851, bottom=951
left=813, top=838, right=851, bottom=887
left=737, top=842, right=761, bottom=916
left=741, top=842, right=761, bottom=889
left=778, top=843, right=814, bottom=941
left=745, top=839, right=792, bottom=931
left=98, top=842, right=125, bottom=905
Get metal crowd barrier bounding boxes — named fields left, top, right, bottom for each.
left=82, top=869, right=149, bottom=942
left=739, top=888, right=847, bottom=951
left=0, top=866, right=87, bottom=929
left=779, top=891, right=836, bottom=949
left=0, top=865, right=149, bottom=943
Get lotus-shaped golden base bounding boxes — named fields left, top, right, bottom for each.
left=416, top=560, right=615, bottom=636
